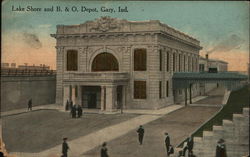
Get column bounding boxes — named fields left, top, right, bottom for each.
left=189, top=84, right=192, bottom=104
left=76, top=85, right=82, bottom=106
left=105, top=85, right=117, bottom=112
left=72, top=85, right=76, bottom=104
left=63, top=85, right=70, bottom=109
left=101, top=86, right=105, bottom=111
left=122, top=86, right=127, bottom=112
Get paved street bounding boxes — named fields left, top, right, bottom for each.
left=193, top=87, right=226, bottom=105
left=83, top=106, right=220, bottom=157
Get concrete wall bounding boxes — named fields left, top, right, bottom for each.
left=1, top=76, right=56, bottom=111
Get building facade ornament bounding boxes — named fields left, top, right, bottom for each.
left=90, top=16, right=120, bottom=32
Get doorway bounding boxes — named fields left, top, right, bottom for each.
left=87, top=93, right=97, bottom=108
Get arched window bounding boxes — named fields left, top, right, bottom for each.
left=134, top=49, right=147, bottom=71
left=92, top=52, right=119, bottom=72
left=67, top=50, right=78, bottom=71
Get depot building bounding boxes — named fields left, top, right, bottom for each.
left=51, top=16, right=202, bottom=111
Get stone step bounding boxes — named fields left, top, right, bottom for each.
left=243, top=108, right=249, bottom=117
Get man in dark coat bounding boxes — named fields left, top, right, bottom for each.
left=28, top=99, right=32, bottom=111
left=187, top=136, right=194, bottom=156
left=165, top=132, right=170, bottom=155
left=216, top=139, right=227, bottom=157
left=71, top=105, right=76, bottom=118
left=137, top=125, right=144, bottom=145
left=77, top=105, right=83, bottom=118
left=65, top=100, right=70, bottom=111
left=100, top=142, right=109, bottom=157
left=62, top=137, right=69, bottom=157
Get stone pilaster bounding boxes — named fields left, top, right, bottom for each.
left=105, top=85, right=117, bottom=111
left=55, top=46, right=64, bottom=106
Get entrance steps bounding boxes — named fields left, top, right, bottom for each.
left=174, top=108, right=249, bottom=157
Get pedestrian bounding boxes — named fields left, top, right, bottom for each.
left=77, top=105, right=82, bottom=118
left=28, top=99, right=32, bottom=111
left=65, top=100, right=70, bottom=111
left=69, top=100, right=73, bottom=110
left=71, top=105, right=76, bottom=118
left=100, top=142, right=109, bottom=157
left=187, top=136, right=194, bottom=156
left=168, top=144, right=174, bottom=157
left=137, top=125, right=144, bottom=145
left=216, top=139, right=227, bottom=157
left=165, top=132, right=170, bottom=155
left=62, top=137, right=69, bottom=157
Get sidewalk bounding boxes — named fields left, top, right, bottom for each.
left=0, top=104, right=62, bottom=117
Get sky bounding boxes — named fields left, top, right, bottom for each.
left=2, top=0, right=249, bottom=71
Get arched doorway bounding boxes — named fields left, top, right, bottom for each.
left=91, top=52, right=119, bottom=72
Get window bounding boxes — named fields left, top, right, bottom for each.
left=134, top=49, right=147, bottom=71
left=166, top=81, right=169, bottom=97
left=134, top=81, right=146, bottom=99
left=159, top=81, right=162, bottom=99
left=184, top=55, right=186, bottom=72
left=166, top=52, right=170, bottom=72
left=199, top=64, right=205, bottom=72
left=173, top=53, right=175, bottom=72
left=188, top=56, right=191, bottom=71
left=67, top=50, right=78, bottom=71
left=179, top=54, right=181, bottom=72
left=92, top=52, right=119, bottom=72
left=159, top=50, right=162, bottom=71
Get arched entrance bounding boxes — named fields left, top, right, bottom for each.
left=91, top=52, right=119, bottom=72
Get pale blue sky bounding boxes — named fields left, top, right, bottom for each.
left=2, top=0, right=249, bottom=70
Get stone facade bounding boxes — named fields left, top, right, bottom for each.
left=51, top=17, right=202, bottom=111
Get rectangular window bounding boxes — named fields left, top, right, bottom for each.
left=184, top=55, right=186, bottom=72
left=167, top=52, right=169, bottom=72
left=188, top=56, right=191, bottom=71
left=67, top=50, right=78, bottom=71
left=159, top=81, right=162, bottom=99
left=173, top=53, right=175, bottom=72
left=179, top=54, right=181, bottom=72
left=166, top=81, right=169, bottom=97
left=134, top=81, right=146, bottom=99
left=159, top=50, right=162, bottom=71
left=134, top=49, right=147, bottom=71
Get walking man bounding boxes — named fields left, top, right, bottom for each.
left=62, top=137, right=69, bottom=157
left=100, top=142, right=109, bottom=157
left=27, top=99, right=32, bottom=111
left=137, top=125, right=144, bottom=145
left=216, top=139, right=227, bottom=157
left=165, top=132, right=170, bottom=155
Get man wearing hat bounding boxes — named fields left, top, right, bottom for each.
left=165, top=132, right=170, bottom=156
left=136, top=125, right=145, bottom=145
left=62, top=137, right=69, bottom=157
left=216, top=139, right=227, bottom=157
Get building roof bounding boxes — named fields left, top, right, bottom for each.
left=53, top=16, right=200, bottom=46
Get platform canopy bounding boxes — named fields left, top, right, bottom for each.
left=172, top=72, right=248, bottom=90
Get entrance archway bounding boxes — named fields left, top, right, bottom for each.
left=91, top=52, right=119, bottom=72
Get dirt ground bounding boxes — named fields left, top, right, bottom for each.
left=2, top=110, right=137, bottom=152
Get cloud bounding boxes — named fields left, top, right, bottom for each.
left=38, top=24, right=52, bottom=29
left=207, top=34, right=245, bottom=54
left=22, top=32, right=42, bottom=49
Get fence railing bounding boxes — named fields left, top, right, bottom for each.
left=1, top=69, right=56, bottom=76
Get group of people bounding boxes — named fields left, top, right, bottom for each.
left=66, top=100, right=83, bottom=118
left=136, top=125, right=174, bottom=156
left=61, top=126, right=229, bottom=157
